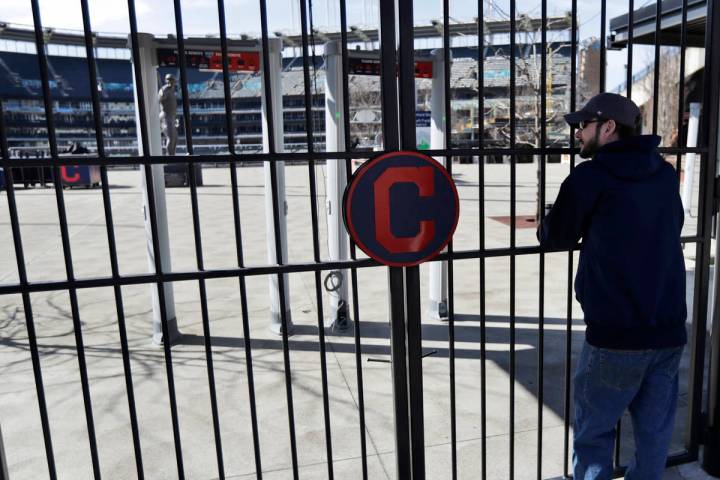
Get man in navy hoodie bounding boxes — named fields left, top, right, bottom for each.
left=538, top=93, right=686, bottom=479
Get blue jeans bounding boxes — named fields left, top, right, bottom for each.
left=573, top=341, right=684, bottom=480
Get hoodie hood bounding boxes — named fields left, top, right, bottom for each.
left=594, top=134, right=664, bottom=180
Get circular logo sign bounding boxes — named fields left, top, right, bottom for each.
left=343, top=151, right=459, bottom=267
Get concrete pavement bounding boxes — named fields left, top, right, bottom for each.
left=0, top=162, right=716, bottom=479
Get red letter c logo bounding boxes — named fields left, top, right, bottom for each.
left=373, top=166, right=435, bottom=253
left=61, top=166, right=81, bottom=183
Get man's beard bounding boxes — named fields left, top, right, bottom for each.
left=579, top=129, right=601, bottom=158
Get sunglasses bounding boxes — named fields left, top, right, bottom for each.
left=579, top=119, right=605, bottom=130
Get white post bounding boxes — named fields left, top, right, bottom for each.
left=262, top=38, right=292, bottom=335
left=130, top=33, right=180, bottom=345
left=323, top=41, right=351, bottom=330
left=682, top=102, right=702, bottom=214
left=428, top=48, right=449, bottom=320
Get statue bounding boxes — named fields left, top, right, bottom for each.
left=158, top=73, right=178, bottom=155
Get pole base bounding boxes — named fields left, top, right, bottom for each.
left=151, top=316, right=182, bottom=346
left=269, top=311, right=294, bottom=336
left=427, top=300, right=448, bottom=320
left=326, top=302, right=352, bottom=333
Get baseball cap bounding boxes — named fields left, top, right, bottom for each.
left=564, top=92, right=641, bottom=129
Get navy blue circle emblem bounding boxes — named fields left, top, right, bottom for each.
left=343, top=151, right=460, bottom=267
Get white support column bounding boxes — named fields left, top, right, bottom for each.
left=428, top=48, right=449, bottom=320
left=131, top=33, right=180, bottom=345
left=323, top=41, right=351, bottom=330
left=682, top=102, right=702, bottom=214
left=262, top=38, right=293, bottom=335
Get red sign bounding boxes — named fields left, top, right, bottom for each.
left=343, top=151, right=459, bottom=267
left=414, top=61, right=433, bottom=78
left=157, top=49, right=260, bottom=72
left=347, top=57, right=433, bottom=78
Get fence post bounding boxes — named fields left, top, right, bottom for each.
left=130, top=32, right=181, bottom=345
left=323, top=40, right=350, bottom=330
left=702, top=0, right=720, bottom=474
left=428, top=47, right=448, bottom=320
left=261, top=37, right=293, bottom=335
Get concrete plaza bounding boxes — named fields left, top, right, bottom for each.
left=0, top=162, right=716, bottom=479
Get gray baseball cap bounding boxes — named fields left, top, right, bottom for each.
left=564, top=92, right=641, bottom=129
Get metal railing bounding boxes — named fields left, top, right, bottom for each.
left=1, top=0, right=719, bottom=479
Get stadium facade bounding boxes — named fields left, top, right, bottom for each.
left=0, top=17, right=576, bottom=162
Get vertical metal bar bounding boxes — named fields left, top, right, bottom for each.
left=0, top=100, right=57, bottom=480
left=440, top=2, right=457, bottom=478
left=299, top=0, right=315, bottom=154
left=342, top=158, right=369, bottom=479
left=626, top=0, right=634, bottom=99
left=388, top=266, right=411, bottom=480
left=171, top=2, right=225, bottom=477
left=299, top=1, right=335, bottom=476
left=216, top=2, right=263, bottom=477
left=397, top=0, right=425, bottom=476
left=614, top=417, right=622, bottom=469
left=600, top=0, right=606, bottom=93
left=379, top=2, right=411, bottom=477
left=477, top=3, right=487, bottom=478
left=398, top=2, right=416, bottom=150
left=258, top=2, right=299, bottom=477
left=613, top=0, right=625, bottom=464
left=343, top=218, right=367, bottom=480
left=338, top=0, right=353, bottom=154
left=405, top=265, right=426, bottom=480
left=563, top=1, right=577, bottom=476
left=338, top=2, right=369, bottom=477
left=675, top=0, right=688, bottom=184
left=379, top=0, right=399, bottom=152
left=691, top=0, right=720, bottom=461
left=173, top=0, right=193, bottom=156
left=29, top=2, right=102, bottom=477
left=229, top=162, right=264, bottom=479
left=704, top=13, right=720, bottom=468
left=126, top=1, right=185, bottom=476
left=78, top=1, right=144, bottom=476
left=652, top=0, right=662, bottom=135
left=614, top=422, right=622, bottom=467
left=509, top=1, right=517, bottom=477
left=216, top=0, right=236, bottom=156
left=537, top=2, right=547, bottom=478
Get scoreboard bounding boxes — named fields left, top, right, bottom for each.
left=157, top=49, right=260, bottom=72
left=348, top=57, right=433, bottom=78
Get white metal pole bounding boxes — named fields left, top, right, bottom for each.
left=682, top=102, right=701, bottom=214
left=428, top=48, right=449, bottom=320
left=131, top=33, right=180, bottom=345
left=262, top=38, right=292, bottom=335
left=323, top=41, right=351, bottom=330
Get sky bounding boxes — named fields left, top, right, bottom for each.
left=0, top=0, right=666, bottom=91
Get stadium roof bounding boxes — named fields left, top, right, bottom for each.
left=608, top=0, right=707, bottom=48
left=0, top=16, right=572, bottom=50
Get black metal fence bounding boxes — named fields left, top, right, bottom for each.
left=1, top=0, right=719, bottom=479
